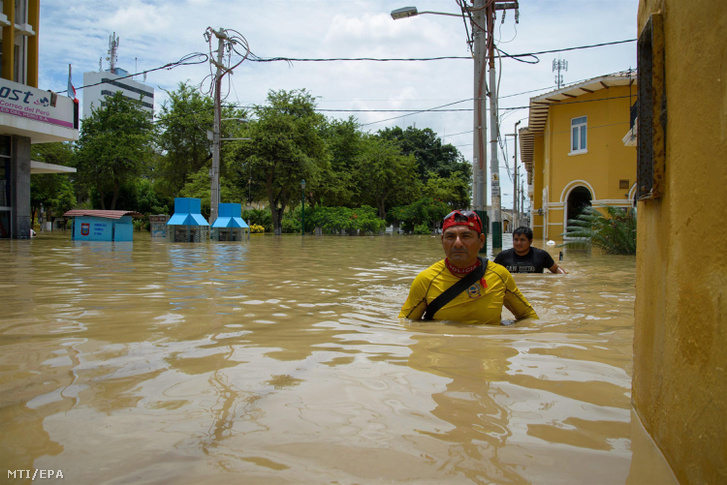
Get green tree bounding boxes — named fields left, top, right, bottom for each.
left=156, top=82, right=214, bottom=198
left=377, top=125, right=471, bottom=182
left=355, top=135, right=418, bottom=220
left=74, top=91, right=155, bottom=209
left=422, top=170, right=471, bottom=208
left=231, top=89, right=328, bottom=234
left=388, top=197, right=451, bottom=234
left=317, top=116, right=363, bottom=207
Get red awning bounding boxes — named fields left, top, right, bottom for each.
left=63, top=210, right=144, bottom=219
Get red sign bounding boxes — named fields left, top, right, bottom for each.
left=81, top=223, right=90, bottom=236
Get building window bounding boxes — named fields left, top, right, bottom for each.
left=570, top=116, right=587, bottom=154
left=619, top=179, right=630, bottom=190
left=637, top=13, right=666, bottom=200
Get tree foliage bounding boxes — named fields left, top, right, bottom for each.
left=388, top=197, right=451, bottom=234
left=355, top=134, right=419, bottom=220
left=230, top=89, right=328, bottom=234
left=156, top=82, right=214, bottom=198
left=74, top=91, right=155, bottom=209
left=35, top=83, right=473, bottom=234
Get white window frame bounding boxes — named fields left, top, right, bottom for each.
left=570, top=116, right=588, bottom=155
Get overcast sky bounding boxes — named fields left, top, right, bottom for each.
left=39, top=0, right=638, bottom=209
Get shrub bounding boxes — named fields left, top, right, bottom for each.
left=388, top=197, right=451, bottom=234
left=304, top=205, right=385, bottom=235
left=249, top=223, right=265, bottom=233
left=561, top=206, right=636, bottom=254
left=242, top=208, right=273, bottom=232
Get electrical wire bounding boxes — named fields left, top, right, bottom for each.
left=66, top=52, right=209, bottom=95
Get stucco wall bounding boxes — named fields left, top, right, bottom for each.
left=531, top=85, right=636, bottom=240
left=633, top=0, right=727, bottom=483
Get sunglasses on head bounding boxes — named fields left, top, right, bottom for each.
left=444, top=210, right=478, bottom=222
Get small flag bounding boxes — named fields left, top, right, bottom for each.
left=67, top=64, right=77, bottom=101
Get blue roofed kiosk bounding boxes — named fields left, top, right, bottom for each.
left=211, top=203, right=249, bottom=241
left=166, top=198, right=210, bottom=242
left=63, top=210, right=143, bottom=242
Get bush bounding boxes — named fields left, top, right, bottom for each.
left=249, top=223, right=265, bottom=233
left=388, top=197, right=451, bottom=234
left=242, top=208, right=273, bottom=232
left=304, top=205, right=385, bottom=235
left=561, top=206, right=636, bottom=254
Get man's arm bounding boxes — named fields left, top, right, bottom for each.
left=548, top=263, right=566, bottom=274
left=500, top=269, right=538, bottom=320
left=398, top=275, right=428, bottom=320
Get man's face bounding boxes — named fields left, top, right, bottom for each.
left=512, top=233, right=533, bottom=256
left=442, top=225, right=485, bottom=267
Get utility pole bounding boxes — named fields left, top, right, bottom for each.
left=484, top=1, right=518, bottom=251
left=205, top=27, right=250, bottom=225
left=209, top=29, right=226, bottom=225
left=472, top=0, right=488, bottom=253
left=513, top=120, right=521, bottom=229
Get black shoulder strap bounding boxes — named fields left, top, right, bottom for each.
left=422, top=258, right=487, bottom=321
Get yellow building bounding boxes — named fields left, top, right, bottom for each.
left=520, top=72, right=637, bottom=241
left=0, top=0, right=78, bottom=239
left=633, top=0, right=726, bottom=483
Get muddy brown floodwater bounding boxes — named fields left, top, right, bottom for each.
left=0, top=231, right=676, bottom=484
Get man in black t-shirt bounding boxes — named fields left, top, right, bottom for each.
left=495, top=226, right=566, bottom=274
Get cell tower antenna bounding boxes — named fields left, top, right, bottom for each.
left=107, top=32, right=120, bottom=72
left=552, top=57, right=568, bottom=89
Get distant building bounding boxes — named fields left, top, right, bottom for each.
left=519, top=71, right=637, bottom=241
left=82, top=33, right=154, bottom=120
left=82, top=68, right=154, bottom=120
left=0, top=0, right=79, bottom=239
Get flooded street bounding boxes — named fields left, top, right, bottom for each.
left=1, top=231, right=657, bottom=484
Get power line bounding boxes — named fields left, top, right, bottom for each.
left=65, top=52, right=209, bottom=95
left=246, top=39, right=635, bottom=64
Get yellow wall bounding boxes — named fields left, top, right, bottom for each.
left=530, top=83, right=637, bottom=240
left=531, top=129, right=545, bottom=238
left=634, top=0, right=727, bottom=483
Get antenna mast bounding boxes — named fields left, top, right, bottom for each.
left=107, top=32, right=120, bottom=72
left=553, top=58, right=568, bottom=89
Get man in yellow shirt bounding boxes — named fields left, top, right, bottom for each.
left=399, top=210, right=537, bottom=325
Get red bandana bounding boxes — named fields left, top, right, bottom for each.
left=445, top=258, right=480, bottom=276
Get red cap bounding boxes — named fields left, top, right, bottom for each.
left=442, top=210, right=482, bottom=234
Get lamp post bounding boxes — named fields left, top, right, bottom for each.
left=300, top=179, right=306, bottom=235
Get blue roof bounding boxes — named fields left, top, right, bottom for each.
left=211, top=216, right=249, bottom=228
left=166, top=198, right=210, bottom=226
left=211, top=203, right=248, bottom=228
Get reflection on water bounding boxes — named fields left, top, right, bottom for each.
left=0, top=231, right=667, bottom=484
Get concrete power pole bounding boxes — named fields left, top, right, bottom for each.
left=484, top=1, right=518, bottom=250
left=513, top=120, right=521, bottom=229
left=209, top=29, right=226, bottom=225
left=472, top=0, right=488, bottom=253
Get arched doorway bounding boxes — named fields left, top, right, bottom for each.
left=566, top=186, right=592, bottom=228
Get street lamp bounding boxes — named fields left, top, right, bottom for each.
left=390, top=7, right=462, bottom=19
left=300, top=179, right=306, bottom=235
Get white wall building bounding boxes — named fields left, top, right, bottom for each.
left=82, top=68, right=154, bottom=120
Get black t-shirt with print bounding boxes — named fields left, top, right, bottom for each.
left=494, top=247, right=555, bottom=273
